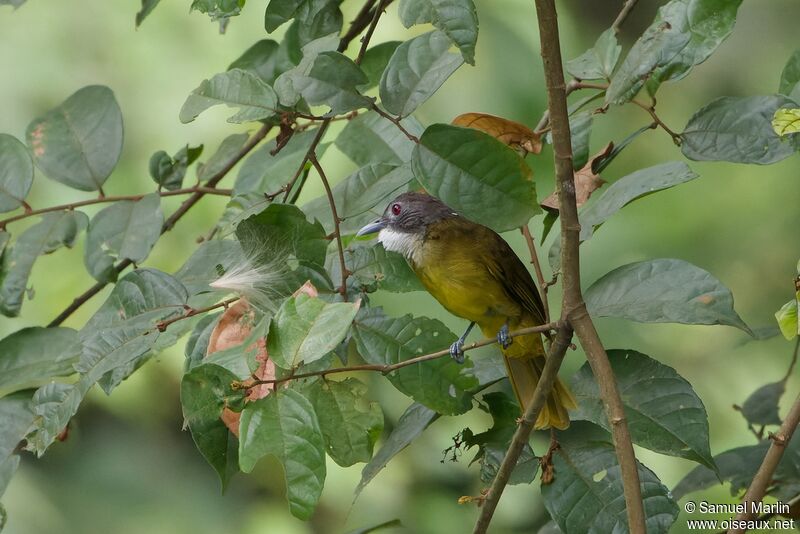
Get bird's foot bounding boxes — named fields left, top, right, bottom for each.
left=497, top=324, right=512, bottom=349
left=449, top=339, right=465, bottom=364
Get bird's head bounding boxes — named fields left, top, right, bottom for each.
left=356, top=192, right=457, bottom=259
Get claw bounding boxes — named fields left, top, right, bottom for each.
left=450, top=339, right=465, bottom=364
left=497, top=323, right=512, bottom=349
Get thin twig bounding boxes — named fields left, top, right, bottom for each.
left=242, top=322, right=561, bottom=388
left=355, top=0, right=387, bottom=65
left=520, top=224, right=550, bottom=322
left=472, top=325, right=573, bottom=533
left=47, top=124, right=272, bottom=327
left=731, top=337, right=800, bottom=533
left=371, top=104, right=419, bottom=142
left=534, top=1, right=647, bottom=533
left=156, top=297, right=239, bottom=332
left=630, top=98, right=682, bottom=145
left=0, top=186, right=231, bottom=228
left=612, top=0, right=640, bottom=34
left=308, top=154, right=349, bottom=300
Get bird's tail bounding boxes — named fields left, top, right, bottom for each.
left=502, top=334, right=576, bottom=430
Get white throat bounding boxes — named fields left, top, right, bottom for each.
left=378, top=228, right=423, bottom=264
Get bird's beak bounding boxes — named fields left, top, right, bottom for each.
left=356, top=218, right=386, bottom=237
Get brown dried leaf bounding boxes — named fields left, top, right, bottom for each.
left=452, top=112, right=542, bottom=154
left=207, top=283, right=321, bottom=436
left=540, top=142, right=612, bottom=211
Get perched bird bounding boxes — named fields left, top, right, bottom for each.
left=357, top=191, right=576, bottom=429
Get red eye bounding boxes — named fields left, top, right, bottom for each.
left=391, top=203, right=401, bottom=216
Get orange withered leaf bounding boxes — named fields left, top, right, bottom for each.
left=541, top=142, right=612, bottom=211
left=452, top=112, right=542, bottom=154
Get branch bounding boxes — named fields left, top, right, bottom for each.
left=535, top=1, right=647, bottom=532
left=371, top=104, right=419, bottom=143
left=472, top=324, right=573, bottom=533
left=0, top=186, right=231, bottom=228
left=308, top=154, right=349, bottom=299
left=730, top=337, right=800, bottom=533
left=241, top=322, right=561, bottom=388
left=520, top=224, right=550, bottom=322
left=48, top=123, right=273, bottom=327
left=156, top=297, right=240, bottom=332
left=611, top=0, right=640, bottom=34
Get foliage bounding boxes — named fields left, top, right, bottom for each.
left=0, top=0, right=799, bottom=532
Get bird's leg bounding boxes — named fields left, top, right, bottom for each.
left=449, top=321, right=475, bottom=364
left=497, top=322, right=512, bottom=349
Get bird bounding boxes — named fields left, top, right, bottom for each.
left=357, top=191, right=576, bottom=429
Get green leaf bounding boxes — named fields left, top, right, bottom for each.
left=542, top=421, right=678, bottom=533
left=380, top=31, right=463, bottom=117
left=344, top=519, right=403, bottom=534
left=0, top=231, right=8, bottom=257
left=336, top=112, right=423, bottom=168
left=463, top=392, right=537, bottom=485
left=772, top=108, right=800, bottom=137
left=148, top=144, right=203, bottom=191
left=571, top=349, right=715, bottom=470
left=0, top=211, right=88, bottom=317
left=303, top=378, right=383, bottom=467
left=0, top=327, right=80, bottom=395
left=179, top=69, right=278, bottom=124
left=0, top=134, right=33, bottom=213
left=335, top=244, right=424, bottom=293
left=351, top=308, right=477, bottom=414
left=236, top=203, right=328, bottom=267
left=584, top=258, right=751, bottom=333
left=740, top=381, right=784, bottom=427
left=264, top=0, right=302, bottom=31
left=0, top=0, right=26, bottom=8
left=197, top=133, right=249, bottom=183
left=0, top=391, right=34, bottom=497
left=234, top=128, right=325, bottom=195
left=356, top=402, right=439, bottom=496
left=358, top=42, right=402, bottom=91
left=264, top=0, right=342, bottom=46
left=681, top=95, right=797, bottom=165
left=26, top=382, right=83, bottom=456
left=175, top=239, right=245, bottom=299
left=412, top=123, right=538, bottom=232
left=606, top=0, right=742, bottom=104
left=228, top=39, right=283, bottom=84
left=303, top=163, right=414, bottom=234
left=238, top=389, right=326, bottom=519
left=775, top=293, right=799, bottom=340
left=191, top=0, right=245, bottom=21
left=26, top=85, right=123, bottom=191
left=398, top=0, right=478, bottom=65
left=135, top=0, right=161, bottom=27
left=565, top=29, right=621, bottom=81
left=80, top=268, right=188, bottom=394
left=568, top=112, right=593, bottom=170
left=184, top=313, right=221, bottom=370
left=579, top=161, right=698, bottom=241
left=83, top=193, right=163, bottom=283
left=779, top=49, right=800, bottom=102
left=275, top=50, right=371, bottom=114
left=267, top=293, right=359, bottom=369
left=181, top=364, right=242, bottom=490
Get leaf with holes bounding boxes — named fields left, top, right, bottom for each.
left=398, top=0, right=478, bottom=65
left=585, top=258, right=751, bottom=333
left=571, top=349, right=715, bottom=470
left=181, top=363, right=243, bottom=490
left=0, top=134, right=33, bottom=213
left=238, top=389, right=326, bottom=519
left=83, top=193, right=163, bottom=283
left=26, top=85, right=123, bottom=191
left=380, top=31, right=463, bottom=117
left=0, top=211, right=88, bottom=317
left=412, top=124, right=538, bottom=232
left=180, top=69, right=278, bottom=124
left=352, top=308, right=477, bottom=414
left=682, top=95, right=798, bottom=164
left=302, top=378, right=383, bottom=467
left=0, top=327, right=81, bottom=395
left=542, top=421, right=679, bottom=533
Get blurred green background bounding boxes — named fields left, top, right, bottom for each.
left=1, top=1, right=799, bottom=532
